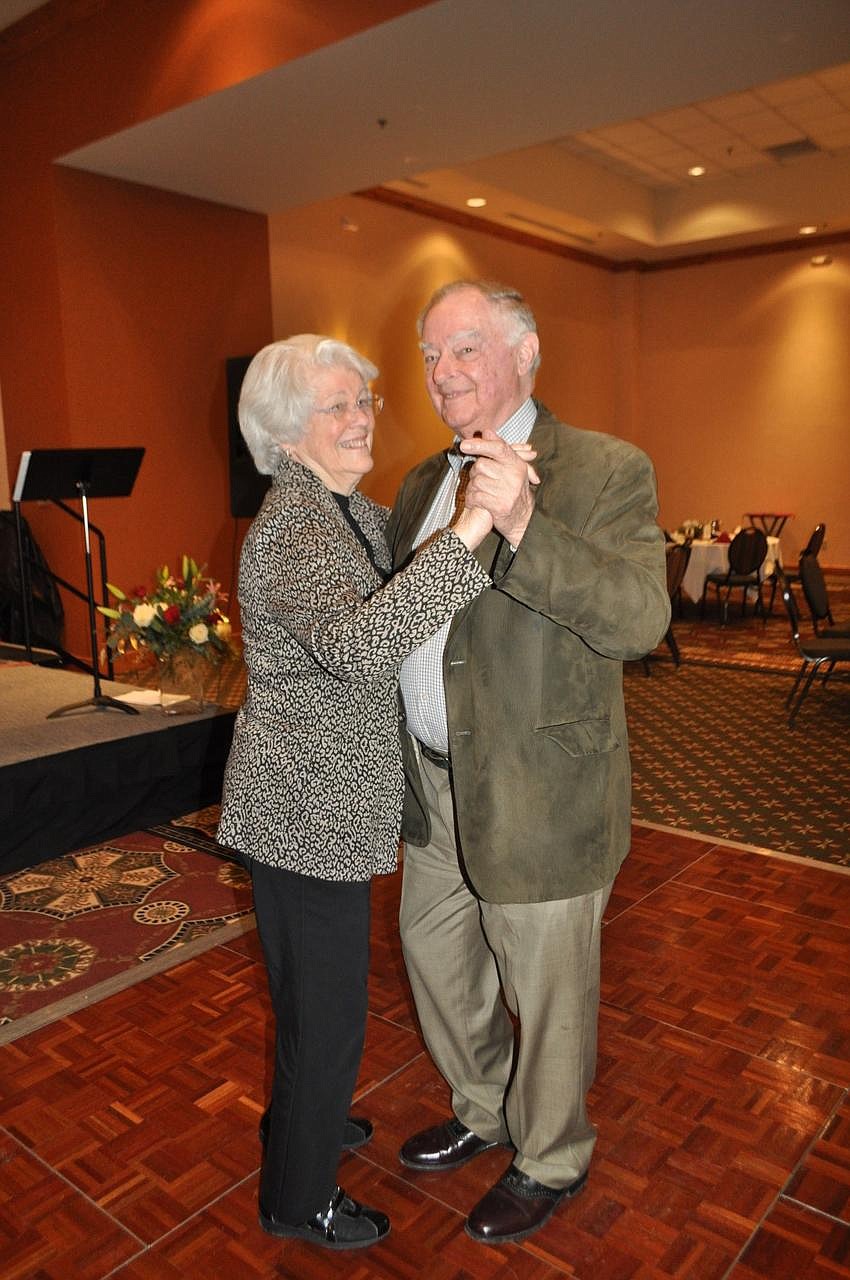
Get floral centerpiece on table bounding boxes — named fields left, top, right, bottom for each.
left=98, top=555, right=235, bottom=663
left=672, top=519, right=705, bottom=544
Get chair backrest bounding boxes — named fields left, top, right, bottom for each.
left=799, top=552, right=831, bottom=628
left=665, top=542, right=691, bottom=597
left=728, top=526, right=768, bottom=575
left=802, top=522, right=826, bottom=558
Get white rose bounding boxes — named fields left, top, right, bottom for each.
left=189, top=622, right=209, bottom=645
left=133, top=603, right=156, bottom=627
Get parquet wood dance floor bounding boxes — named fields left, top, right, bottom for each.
left=1, top=824, right=849, bottom=1278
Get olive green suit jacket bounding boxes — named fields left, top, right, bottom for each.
left=386, top=404, right=670, bottom=904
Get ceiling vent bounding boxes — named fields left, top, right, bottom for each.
left=763, top=138, right=820, bottom=162
left=506, top=212, right=597, bottom=246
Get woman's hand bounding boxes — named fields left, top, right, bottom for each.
left=452, top=502, right=494, bottom=550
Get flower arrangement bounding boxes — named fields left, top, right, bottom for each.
left=98, top=555, right=235, bottom=662
left=672, top=519, right=705, bottom=544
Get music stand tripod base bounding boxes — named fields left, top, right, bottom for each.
left=47, top=692, right=139, bottom=718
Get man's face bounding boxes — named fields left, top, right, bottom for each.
left=419, top=288, right=538, bottom=439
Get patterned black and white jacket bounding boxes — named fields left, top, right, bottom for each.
left=217, top=454, right=490, bottom=881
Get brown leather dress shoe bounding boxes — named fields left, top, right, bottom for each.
left=465, top=1162, right=588, bottom=1244
left=399, top=1116, right=502, bottom=1170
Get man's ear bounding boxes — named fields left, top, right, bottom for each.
left=515, top=332, right=539, bottom=376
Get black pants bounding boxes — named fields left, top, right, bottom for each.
left=250, top=860, right=371, bottom=1223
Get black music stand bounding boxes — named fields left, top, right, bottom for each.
left=12, top=447, right=145, bottom=718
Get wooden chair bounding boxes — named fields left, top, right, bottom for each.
left=700, top=526, right=768, bottom=625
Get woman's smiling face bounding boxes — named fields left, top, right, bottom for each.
left=291, top=365, right=376, bottom=494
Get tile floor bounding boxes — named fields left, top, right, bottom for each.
left=0, top=824, right=848, bottom=1279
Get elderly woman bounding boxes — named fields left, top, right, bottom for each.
left=217, top=334, right=495, bottom=1252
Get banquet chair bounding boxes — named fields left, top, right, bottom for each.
left=699, top=526, right=768, bottom=625
left=780, top=578, right=850, bottom=727
left=783, top=522, right=826, bottom=589
left=642, top=542, right=691, bottom=675
left=798, top=553, right=850, bottom=637
left=765, top=522, right=825, bottom=614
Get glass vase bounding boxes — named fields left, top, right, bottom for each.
left=158, top=649, right=208, bottom=715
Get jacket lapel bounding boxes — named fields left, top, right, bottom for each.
left=392, top=453, right=449, bottom=565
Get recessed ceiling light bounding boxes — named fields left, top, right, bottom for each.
left=810, top=254, right=832, bottom=267
left=799, top=225, right=818, bottom=236
left=466, top=197, right=487, bottom=208
left=687, top=166, right=706, bottom=177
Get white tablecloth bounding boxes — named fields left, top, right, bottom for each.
left=681, top=536, right=781, bottom=602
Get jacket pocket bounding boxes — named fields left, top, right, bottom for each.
left=536, top=717, right=619, bottom=757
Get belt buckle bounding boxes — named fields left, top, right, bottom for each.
left=419, top=742, right=451, bottom=771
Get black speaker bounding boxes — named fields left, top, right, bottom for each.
left=227, top=355, right=271, bottom=519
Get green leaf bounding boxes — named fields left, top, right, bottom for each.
left=97, top=606, right=122, bottom=619
left=105, top=582, right=127, bottom=601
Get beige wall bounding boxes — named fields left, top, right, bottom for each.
left=269, top=196, right=850, bottom=568
left=639, top=249, right=850, bottom=567
left=268, top=195, right=624, bottom=506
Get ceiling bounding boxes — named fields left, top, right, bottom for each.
left=37, top=0, right=850, bottom=263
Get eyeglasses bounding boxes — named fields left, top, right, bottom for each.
left=313, top=394, right=384, bottom=420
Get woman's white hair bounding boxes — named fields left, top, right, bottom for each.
left=239, top=334, right=379, bottom=475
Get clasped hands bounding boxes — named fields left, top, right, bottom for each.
left=452, top=431, right=540, bottom=549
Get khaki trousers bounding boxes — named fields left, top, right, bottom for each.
left=400, top=752, right=611, bottom=1188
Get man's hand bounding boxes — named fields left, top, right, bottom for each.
left=459, top=431, right=540, bottom=547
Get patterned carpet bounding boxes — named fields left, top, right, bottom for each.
left=0, top=808, right=252, bottom=1042
left=625, top=661, right=850, bottom=866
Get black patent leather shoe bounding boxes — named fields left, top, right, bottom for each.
left=465, top=1162, right=588, bottom=1244
left=258, top=1110, right=373, bottom=1151
left=399, top=1116, right=502, bottom=1171
left=259, top=1186, right=390, bottom=1250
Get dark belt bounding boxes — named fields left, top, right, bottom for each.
left=418, top=742, right=452, bottom=771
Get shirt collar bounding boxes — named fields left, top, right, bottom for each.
left=446, top=398, right=536, bottom=471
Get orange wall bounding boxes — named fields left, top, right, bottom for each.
left=0, top=0, right=430, bottom=653
left=51, top=166, right=271, bottom=594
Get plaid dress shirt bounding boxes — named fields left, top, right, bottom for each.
left=399, top=398, right=536, bottom=753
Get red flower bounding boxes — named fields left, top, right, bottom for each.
left=206, top=610, right=222, bottom=625
left=131, top=586, right=149, bottom=600
left=162, top=604, right=181, bottom=625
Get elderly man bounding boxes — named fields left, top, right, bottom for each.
left=386, top=279, right=670, bottom=1245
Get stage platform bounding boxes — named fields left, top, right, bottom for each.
left=1, top=665, right=236, bottom=874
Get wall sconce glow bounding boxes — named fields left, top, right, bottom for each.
left=687, top=166, right=706, bottom=177
left=799, top=225, right=818, bottom=236
left=810, top=254, right=832, bottom=267
left=466, top=197, right=487, bottom=208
